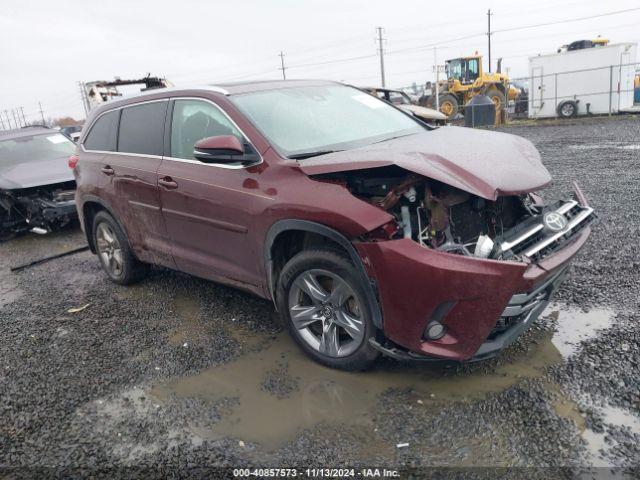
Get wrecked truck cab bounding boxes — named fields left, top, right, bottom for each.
left=0, top=127, right=78, bottom=239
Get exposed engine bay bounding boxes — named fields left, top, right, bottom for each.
left=315, top=166, right=595, bottom=262
left=0, top=181, right=77, bottom=239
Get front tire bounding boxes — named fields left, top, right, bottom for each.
left=438, top=93, right=459, bottom=117
left=276, top=249, right=380, bottom=371
left=92, top=211, right=148, bottom=285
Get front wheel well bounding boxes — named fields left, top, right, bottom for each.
left=264, top=220, right=384, bottom=329
left=270, top=230, right=348, bottom=293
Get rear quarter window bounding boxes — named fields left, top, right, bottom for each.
left=118, top=101, right=167, bottom=156
left=84, top=110, right=119, bottom=151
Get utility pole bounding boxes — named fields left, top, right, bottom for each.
left=38, top=102, right=45, bottom=124
left=19, top=107, right=27, bottom=126
left=4, top=110, right=11, bottom=129
left=78, top=81, right=89, bottom=117
left=487, top=8, right=493, bottom=73
left=434, top=47, right=440, bottom=111
left=278, top=51, right=287, bottom=80
left=376, top=27, right=386, bottom=87
left=11, top=109, right=20, bottom=128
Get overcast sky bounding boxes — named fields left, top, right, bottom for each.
left=1, top=0, right=639, bottom=123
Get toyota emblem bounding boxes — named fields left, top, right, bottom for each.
left=543, top=212, right=568, bottom=232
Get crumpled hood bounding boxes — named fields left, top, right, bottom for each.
left=298, top=127, right=551, bottom=200
left=0, top=156, right=75, bottom=190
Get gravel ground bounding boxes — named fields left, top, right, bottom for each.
left=1, top=115, right=639, bottom=478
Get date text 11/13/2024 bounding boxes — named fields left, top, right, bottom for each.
left=233, top=467, right=400, bottom=477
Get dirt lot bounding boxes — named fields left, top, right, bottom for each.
left=1, top=115, right=639, bottom=477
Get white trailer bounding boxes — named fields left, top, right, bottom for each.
left=528, top=42, right=637, bottom=118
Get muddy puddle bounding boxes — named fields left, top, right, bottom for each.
left=151, top=330, right=558, bottom=449
left=168, top=294, right=206, bottom=346
left=544, top=303, right=615, bottom=359
left=148, top=301, right=618, bottom=450
left=552, top=392, right=640, bottom=467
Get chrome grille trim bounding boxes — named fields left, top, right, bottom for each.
left=523, top=206, right=594, bottom=257
left=555, top=200, right=578, bottom=215
left=496, top=199, right=594, bottom=260
left=500, top=223, right=544, bottom=252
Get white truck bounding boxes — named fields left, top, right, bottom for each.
left=528, top=41, right=637, bottom=118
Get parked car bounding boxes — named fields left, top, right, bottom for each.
left=60, top=124, right=84, bottom=143
left=72, top=80, right=595, bottom=370
left=0, top=126, right=77, bottom=239
left=361, top=86, right=448, bottom=125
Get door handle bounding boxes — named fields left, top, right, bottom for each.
left=101, top=165, right=115, bottom=175
left=158, top=176, right=178, bottom=189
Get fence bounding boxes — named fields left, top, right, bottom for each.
left=0, top=104, right=48, bottom=131
left=397, top=61, right=640, bottom=124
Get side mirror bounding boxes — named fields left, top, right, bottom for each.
left=193, top=135, right=245, bottom=164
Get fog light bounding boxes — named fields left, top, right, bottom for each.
left=425, top=321, right=446, bottom=340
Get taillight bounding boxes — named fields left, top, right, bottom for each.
left=68, top=154, right=79, bottom=169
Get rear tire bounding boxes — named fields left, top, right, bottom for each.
left=276, top=249, right=380, bottom=371
left=92, top=211, right=148, bottom=285
left=486, top=89, right=506, bottom=115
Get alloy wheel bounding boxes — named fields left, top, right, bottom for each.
left=288, top=269, right=365, bottom=358
left=96, top=222, right=123, bottom=277
left=561, top=103, right=574, bottom=117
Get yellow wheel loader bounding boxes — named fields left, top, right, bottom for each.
left=422, top=55, right=519, bottom=122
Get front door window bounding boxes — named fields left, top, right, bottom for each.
left=170, top=99, right=243, bottom=160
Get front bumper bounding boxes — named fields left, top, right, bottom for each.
left=354, top=217, right=592, bottom=362
left=40, top=199, right=77, bottom=222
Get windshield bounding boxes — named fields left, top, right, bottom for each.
left=388, top=91, right=412, bottom=105
left=0, top=132, right=75, bottom=167
left=446, top=60, right=462, bottom=80
left=231, top=84, right=424, bottom=158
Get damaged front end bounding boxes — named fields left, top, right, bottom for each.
left=0, top=181, right=77, bottom=239
left=316, top=166, right=594, bottom=262
left=312, top=165, right=595, bottom=361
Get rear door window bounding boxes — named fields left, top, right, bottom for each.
left=84, top=110, right=119, bottom=151
left=118, top=101, right=168, bottom=156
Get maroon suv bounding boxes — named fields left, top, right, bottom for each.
left=72, top=80, right=594, bottom=370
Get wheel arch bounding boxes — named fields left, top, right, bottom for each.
left=80, top=196, right=125, bottom=254
left=264, top=219, right=383, bottom=329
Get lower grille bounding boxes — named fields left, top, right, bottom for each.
left=487, top=268, right=565, bottom=340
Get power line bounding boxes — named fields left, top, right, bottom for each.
left=494, top=7, right=640, bottom=34
left=287, top=53, right=377, bottom=70
left=165, top=6, right=640, bottom=87
left=384, top=6, right=640, bottom=58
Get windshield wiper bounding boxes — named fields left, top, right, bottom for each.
left=288, top=150, right=342, bottom=160
left=372, top=132, right=417, bottom=144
